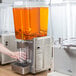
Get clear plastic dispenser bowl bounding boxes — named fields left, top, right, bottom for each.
left=13, top=0, right=50, bottom=40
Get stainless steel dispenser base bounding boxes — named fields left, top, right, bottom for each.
left=12, top=62, right=30, bottom=75
left=12, top=36, right=52, bottom=74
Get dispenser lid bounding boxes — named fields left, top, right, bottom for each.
left=13, top=0, right=50, bottom=8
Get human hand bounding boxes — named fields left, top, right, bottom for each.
left=10, top=51, right=26, bottom=62
left=0, top=44, right=26, bottom=62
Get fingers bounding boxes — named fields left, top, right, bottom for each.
left=16, top=52, right=26, bottom=56
left=19, top=55, right=27, bottom=60
left=10, top=51, right=28, bottom=62
left=16, top=52, right=27, bottom=62
left=18, top=52, right=26, bottom=59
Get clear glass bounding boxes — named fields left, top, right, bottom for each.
left=13, top=0, right=51, bottom=40
left=18, top=46, right=31, bottom=64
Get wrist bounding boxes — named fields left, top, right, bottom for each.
left=8, top=51, right=14, bottom=57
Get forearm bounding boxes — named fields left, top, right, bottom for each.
left=0, top=43, right=13, bottom=56
left=0, top=43, right=26, bottom=61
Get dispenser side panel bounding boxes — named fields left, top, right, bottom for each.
left=31, top=36, right=52, bottom=73
left=43, top=37, right=52, bottom=69
left=35, top=38, right=43, bottom=71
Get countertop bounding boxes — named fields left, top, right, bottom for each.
left=0, top=64, right=49, bottom=76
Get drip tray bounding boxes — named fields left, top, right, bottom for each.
left=11, top=61, right=31, bottom=75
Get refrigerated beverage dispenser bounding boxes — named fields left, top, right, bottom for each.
left=12, top=0, right=52, bottom=75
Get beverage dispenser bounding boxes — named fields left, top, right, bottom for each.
left=12, top=0, right=52, bottom=75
